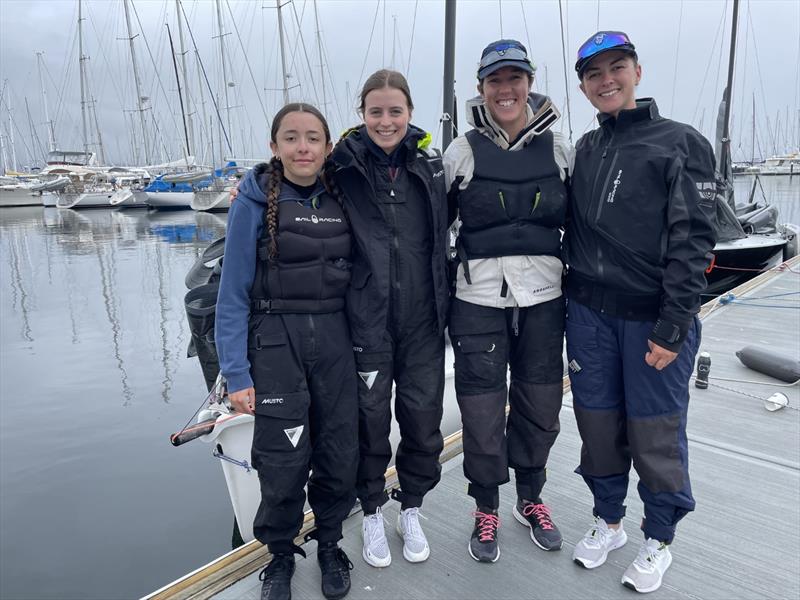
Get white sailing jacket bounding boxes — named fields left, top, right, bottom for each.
left=443, top=92, right=574, bottom=308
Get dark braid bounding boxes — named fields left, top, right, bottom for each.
left=265, top=156, right=283, bottom=260
left=320, top=158, right=348, bottom=225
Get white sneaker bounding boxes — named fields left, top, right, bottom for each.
left=396, top=507, right=430, bottom=562
left=572, top=516, right=628, bottom=569
left=362, top=507, right=391, bottom=567
left=621, top=538, right=673, bottom=593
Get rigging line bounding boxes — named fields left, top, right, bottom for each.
left=734, top=0, right=752, bottom=159
left=519, top=0, right=533, bottom=62
left=0, top=91, right=36, bottom=164
left=746, top=7, right=777, bottom=155
left=406, top=0, right=418, bottom=79
left=290, top=0, right=323, bottom=106
left=180, top=0, right=233, bottom=154
left=712, top=0, right=730, bottom=126
left=557, top=0, right=573, bottom=144
left=596, top=0, right=600, bottom=29
left=84, top=0, right=128, bottom=120
left=394, top=18, right=407, bottom=75
left=130, top=0, right=183, bottom=151
left=319, top=34, right=347, bottom=131
left=224, top=0, right=270, bottom=129
left=284, top=0, right=310, bottom=98
left=669, top=0, right=683, bottom=117
left=499, top=0, right=503, bottom=38
left=690, top=7, right=726, bottom=127
left=356, top=2, right=382, bottom=94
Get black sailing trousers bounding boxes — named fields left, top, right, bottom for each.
left=355, top=315, right=445, bottom=513
left=449, top=296, right=565, bottom=509
left=248, top=311, right=359, bottom=553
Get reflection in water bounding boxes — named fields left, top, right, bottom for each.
left=6, top=228, right=33, bottom=343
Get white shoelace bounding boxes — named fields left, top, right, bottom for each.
left=583, top=519, right=615, bottom=549
left=364, top=510, right=389, bottom=552
left=401, top=507, right=427, bottom=540
left=632, top=540, right=664, bottom=571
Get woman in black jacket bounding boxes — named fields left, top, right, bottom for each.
left=331, top=69, right=450, bottom=569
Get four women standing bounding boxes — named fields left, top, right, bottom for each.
left=214, top=28, right=713, bottom=598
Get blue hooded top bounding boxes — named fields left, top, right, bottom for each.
left=216, top=164, right=326, bottom=393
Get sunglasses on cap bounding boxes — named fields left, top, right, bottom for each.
left=574, top=31, right=636, bottom=78
left=478, top=39, right=535, bottom=79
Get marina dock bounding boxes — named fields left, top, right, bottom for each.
left=148, top=259, right=800, bottom=600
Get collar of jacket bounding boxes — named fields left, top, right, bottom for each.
left=242, top=161, right=325, bottom=207
left=465, top=92, right=560, bottom=150
left=598, top=97, right=660, bottom=130
left=332, top=124, right=430, bottom=172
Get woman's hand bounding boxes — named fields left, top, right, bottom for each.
left=645, top=340, right=678, bottom=371
left=229, top=387, right=255, bottom=415
left=229, top=184, right=240, bottom=203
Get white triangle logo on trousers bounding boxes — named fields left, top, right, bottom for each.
left=284, top=425, right=304, bottom=448
left=358, top=370, right=379, bottom=390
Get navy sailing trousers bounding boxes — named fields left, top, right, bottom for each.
left=566, top=299, right=698, bottom=544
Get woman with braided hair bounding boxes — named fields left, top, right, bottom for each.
left=216, top=103, right=358, bottom=600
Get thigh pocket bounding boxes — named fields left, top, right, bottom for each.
left=253, top=390, right=311, bottom=463
left=449, top=314, right=507, bottom=391
left=247, top=327, right=296, bottom=392
left=565, top=319, right=603, bottom=399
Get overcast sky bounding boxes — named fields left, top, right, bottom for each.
left=1, top=0, right=798, bottom=168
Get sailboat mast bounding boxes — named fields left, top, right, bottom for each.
left=5, top=84, right=18, bottom=172
left=215, top=0, right=233, bottom=160
left=123, top=0, right=150, bottom=165
left=175, top=0, right=194, bottom=156
left=313, top=0, right=326, bottom=111
left=78, top=0, right=90, bottom=158
left=36, top=52, right=56, bottom=152
left=750, top=94, right=755, bottom=163
left=719, top=0, right=740, bottom=176
left=442, top=0, right=456, bottom=150
left=167, top=23, right=191, bottom=163
left=276, top=0, right=290, bottom=105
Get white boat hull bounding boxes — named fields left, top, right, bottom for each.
left=0, top=188, right=43, bottom=207
left=56, top=190, right=115, bottom=209
left=191, top=190, right=231, bottom=212
left=146, top=191, right=194, bottom=209
left=41, top=192, right=58, bottom=207
left=110, top=189, right=148, bottom=207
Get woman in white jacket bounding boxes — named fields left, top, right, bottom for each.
left=443, top=39, right=573, bottom=564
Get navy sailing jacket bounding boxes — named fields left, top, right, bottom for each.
left=563, top=99, right=717, bottom=351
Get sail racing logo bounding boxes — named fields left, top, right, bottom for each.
left=606, top=169, right=623, bottom=203
left=696, top=181, right=716, bottom=200
left=295, top=215, right=342, bottom=224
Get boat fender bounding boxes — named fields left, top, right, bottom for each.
left=735, top=345, right=800, bottom=383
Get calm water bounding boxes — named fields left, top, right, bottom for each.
left=0, top=176, right=798, bottom=600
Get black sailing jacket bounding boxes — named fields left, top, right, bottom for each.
left=331, top=125, right=450, bottom=345
left=564, top=99, right=717, bottom=350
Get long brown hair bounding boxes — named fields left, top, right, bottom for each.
left=265, top=102, right=345, bottom=260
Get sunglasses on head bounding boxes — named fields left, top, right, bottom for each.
left=576, top=31, right=635, bottom=70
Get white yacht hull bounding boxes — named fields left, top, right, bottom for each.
left=56, top=190, right=115, bottom=209
left=146, top=191, right=194, bottom=209
left=0, top=188, right=43, bottom=207
left=110, top=189, right=148, bottom=207
left=191, top=190, right=231, bottom=212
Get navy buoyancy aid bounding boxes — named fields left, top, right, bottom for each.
left=251, top=192, right=352, bottom=313
left=457, top=129, right=567, bottom=259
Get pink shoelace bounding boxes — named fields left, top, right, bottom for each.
left=523, top=503, right=554, bottom=530
left=472, top=511, right=500, bottom=542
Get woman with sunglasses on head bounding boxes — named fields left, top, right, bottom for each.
left=216, top=103, right=358, bottom=600
left=443, top=40, right=572, bottom=564
left=564, top=32, right=716, bottom=593
left=330, top=70, right=450, bottom=569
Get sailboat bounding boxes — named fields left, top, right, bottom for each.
left=703, top=0, right=798, bottom=297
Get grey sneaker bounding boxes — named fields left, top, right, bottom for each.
left=468, top=510, right=500, bottom=563
left=512, top=499, right=563, bottom=551
left=396, top=507, right=430, bottom=562
left=572, top=517, right=627, bottom=569
left=621, top=538, right=673, bottom=593
left=362, top=507, right=391, bottom=567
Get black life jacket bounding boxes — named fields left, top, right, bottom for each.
left=457, top=129, right=567, bottom=260
left=250, top=191, right=351, bottom=313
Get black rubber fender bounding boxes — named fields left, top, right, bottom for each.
left=735, top=345, right=800, bottom=383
